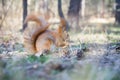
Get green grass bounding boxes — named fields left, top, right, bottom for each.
left=27, top=55, right=49, bottom=63
left=70, top=64, right=118, bottom=80
left=0, top=57, right=120, bottom=80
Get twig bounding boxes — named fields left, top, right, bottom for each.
left=0, top=0, right=14, bottom=30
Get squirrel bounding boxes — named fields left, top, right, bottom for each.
left=23, top=13, right=69, bottom=55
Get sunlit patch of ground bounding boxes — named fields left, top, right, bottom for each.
left=88, top=17, right=115, bottom=24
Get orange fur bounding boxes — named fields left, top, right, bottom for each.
left=23, top=13, right=69, bottom=55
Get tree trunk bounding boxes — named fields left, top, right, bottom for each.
left=22, top=0, right=28, bottom=31
left=2, top=0, right=6, bottom=10
left=0, top=0, right=6, bottom=19
left=58, top=0, right=64, bottom=18
left=67, top=0, right=82, bottom=32
left=115, top=0, right=120, bottom=24
left=81, top=0, right=85, bottom=18
left=1, top=0, right=6, bottom=19
left=100, top=0, right=105, bottom=18
left=58, top=0, right=69, bottom=31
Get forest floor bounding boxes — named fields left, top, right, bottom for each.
left=0, top=22, right=120, bottom=80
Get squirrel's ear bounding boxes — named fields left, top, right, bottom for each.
left=59, top=18, right=66, bottom=30
left=60, top=18, right=66, bottom=26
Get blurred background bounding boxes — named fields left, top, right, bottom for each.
left=0, top=0, right=120, bottom=80
left=0, top=0, right=117, bottom=31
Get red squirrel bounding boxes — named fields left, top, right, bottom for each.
left=23, top=13, right=69, bottom=55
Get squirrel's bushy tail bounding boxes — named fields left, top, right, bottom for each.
left=23, top=13, right=50, bottom=53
